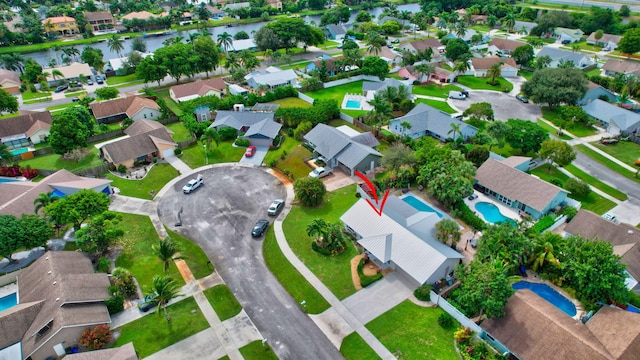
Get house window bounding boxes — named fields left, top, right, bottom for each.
left=200, top=113, right=207, bottom=121
left=144, top=114, right=147, bottom=119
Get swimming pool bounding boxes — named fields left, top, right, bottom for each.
left=10, top=147, right=29, bottom=156
left=0, top=293, right=17, bottom=312
left=513, top=281, right=576, bottom=317
left=475, top=202, right=515, bottom=224
left=0, top=177, right=20, bottom=184
left=402, top=196, right=443, bottom=218
left=345, top=99, right=361, bottom=109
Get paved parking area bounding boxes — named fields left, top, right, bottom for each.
left=450, top=90, right=541, bottom=122
left=238, top=145, right=268, bottom=165
left=323, top=168, right=356, bottom=191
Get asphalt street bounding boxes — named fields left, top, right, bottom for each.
left=449, top=91, right=542, bottom=122
left=573, top=151, right=640, bottom=201
left=157, top=166, right=342, bottom=360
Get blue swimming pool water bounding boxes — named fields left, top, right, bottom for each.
left=513, top=281, right=576, bottom=317
left=402, top=196, right=443, bottom=218
left=345, top=99, right=361, bottom=109
left=627, top=304, right=640, bottom=313
left=475, top=202, right=515, bottom=224
left=10, top=148, right=28, bottom=156
left=0, top=177, right=20, bottom=184
left=0, top=293, right=17, bottom=312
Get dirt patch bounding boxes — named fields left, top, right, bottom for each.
left=350, top=254, right=364, bottom=291
left=362, top=260, right=379, bottom=277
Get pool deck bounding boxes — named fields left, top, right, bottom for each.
left=399, top=191, right=455, bottom=221
left=464, top=190, right=521, bottom=225
left=340, top=93, right=373, bottom=111
left=0, top=283, right=17, bottom=299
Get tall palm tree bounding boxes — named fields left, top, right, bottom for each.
left=51, top=69, right=63, bottom=82
left=147, top=275, right=182, bottom=321
left=486, top=62, right=503, bottom=85
left=424, top=11, right=436, bottom=38
left=529, top=233, right=564, bottom=272
left=487, top=15, right=498, bottom=29
left=34, top=192, right=60, bottom=214
left=453, top=60, right=470, bottom=76
left=217, top=32, right=233, bottom=53
left=365, top=32, right=383, bottom=57
left=67, top=46, right=80, bottom=62
left=455, top=21, right=467, bottom=38
left=306, top=219, right=329, bottom=242
left=448, top=122, right=462, bottom=140
left=399, top=10, right=412, bottom=29
left=367, top=93, right=393, bottom=125
left=400, top=121, right=412, bottom=136
left=153, top=237, right=179, bottom=274
left=223, top=52, right=240, bottom=70
left=107, top=34, right=124, bottom=58
left=0, top=144, right=13, bottom=166
left=502, top=13, right=516, bottom=36
left=200, top=127, right=220, bottom=148
left=414, top=63, right=435, bottom=83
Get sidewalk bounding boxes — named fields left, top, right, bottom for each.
left=165, top=154, right=193, bottom=175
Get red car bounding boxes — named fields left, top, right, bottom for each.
left=245, top=146, right=256, bottom=157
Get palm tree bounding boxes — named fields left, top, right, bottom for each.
left=487, top=15, right=498, bottom=28
left=535, top=55, right=552, bottom=69
left=306, top=219, right=328, bottom=242
left=107, top=34, right=124, bottom=58
left=502, top=13, right=516, bottom=36
left=486, top=62, right=503, bottom=86
left=217, top=32, right=233, bottom=53
left=453, top=60, right=470, bottom=76
left=367, top=93, right=393, bottom=124
left=153, top=237, right=179, bottom=274
left=34, top=192, right=60, bottom=214
left=529, top=233, right=564, bottom=272
left=424, top=11, right=436, bottom=38
left=414, top=63, right=435, bottom=83
left=434, top=218, right=461, bottom=249
left=223, top=52, right=240, bottom=70
left=399, top=10, right=412, bottom=30
left=200, top=127, right=220, bottom=148
left=0, top=54, right=24, bottom=74
left=448, top=122, right=462, bottom=140
left=51, top=69, right=63, bottom=82
left=455, top=21, right=467, bottom=38
left=400, top=121, right=412, bottom=136
left=147, top=275, right=182, bottom=321
left=365, top=32, right=383, bottom=57
left=0, top=144, right=13, bottom=166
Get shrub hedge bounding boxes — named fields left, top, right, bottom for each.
left=531, top=215, right=555, bottom=233
left=452, top=200, right=487, bottom=231
left=357, top=258, right=383, bottom=288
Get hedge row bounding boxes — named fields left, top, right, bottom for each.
left=276, top=99, right=340, bottom=128
left=531, top=215, right=555, bottom=233
left=452, top=200, right=487, bottom=231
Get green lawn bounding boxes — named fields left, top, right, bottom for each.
left=342, top=109, right=369, bottom=118
left=168, top=228, right=213, bottom=280
left=155, top=88, right=183, bottom=116
left=203, top=285, right=242, bottom=321
left=282, top=184, right=361, bottom=300
left=65, top=90, right=87, bottom=98
left=340, top=332, right=381, bottom=360
left=265, top=138, right=313, bottom=179
left=456, top=76, right=513, bottom=92
left=592, top=141, right=640, bottom=168
left=269, top=97, right=312, bottom=108
left=180, top=141, right=245, bottom=168
left=519, top=69, right=534, bottom=81
left=304, top=80, right=364, bottom=103
left=112, top=296, right=209, bottom=358
left=415, top=98, right=457, bottom=114
left=114, top=213, right=185, bottom=288
left=564, top=164, right=628, bottom=201
left=412, top=83, right=463, bottom=98
left=366, top=301, right=459, bottom=359
left=24, top=97, right=52, bottom=104
left=166, top=121, right=194, bottom=142
left=0, top=112, right=19, bottom=119
left=238, top=340, right=279, bottom=360
left=20, top=146, right=104, bottom=171
left=107, top=163, right=179, bottom=200
left=522, top=36, right=557, bottom=44
left=22, top=89, right=51, bottom=100
left=584, top=67, right=602, bottom=78
left=263, top=226, right=330, bottom=314
left=106, top=73, right=140, bottom=86
left=46, top=103, right=79, bottom=112
left=541, top=107, right=597, bottom=137
left=536, top=120, right=573, bottom=140
left=575, top=144, right=640, bottom=184
left=530, top=166, right=617, bottom=214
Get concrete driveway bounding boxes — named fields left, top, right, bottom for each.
left=239, top=145, right=268, bottom=166
left=449, top=90, right=541, bottom=122
left=157, top=165, right=341, bottom=360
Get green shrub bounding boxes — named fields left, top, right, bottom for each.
left=452, top=200, right=487, bottom=231
left=112, top=267, right=137, bottom=298
left=561, top=206, right=578, bottom=221
left=234, top=138, right=250, bottom=147
left=531, top=215, right=555, bottom=233
left=311, top=241, right=331, bottom=256
left=105, top=294, right=124, bottom=314
left=566, top=178, right=590, bottom=197
left=96, top=257, right=111, bottom=273
left=629, top=291, right=640, bottom=308
left=174, top=147, right=182, bottom=155
left=356, top=258, right=383, bottom=288
left=438, top=312, right=455, bottom=329
left=269, top=159, right=277, bottom=167
left=117, top=164, right=127, bottom=173
left=550, top=178, right=564, bottom=187
left=218, top=127, right=237, bottom=140
left=286, top=127, right=294, bottom=137
left=413, top=284, right=433, bottom=301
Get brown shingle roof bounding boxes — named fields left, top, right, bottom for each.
left=64, top=342, right=138, bottom=360
left=489, top=38, right=527, bottom=52
left=482, top=290, right=613, bottom=360
left=408, top=39, right=442, bottom=51
left=586, top=33, right=622, bottom=44
left=471, top=57, right=518, bottom=70
left=25, top=120, right=51, bottom=137
left=0, top=111, right=52, bottom=139
left=602, top=59, right=640, bottom=76
left=124, top=119, right=170, bottom=136
left=0, top=301, right=44, bottom=350
left=0, top=68, right=20, bottom=84
left=90, top=96, right=159, bottom=120
left=102, top=127, right=175, bottom=164
left=170, top=77, right=226, bottom=100
left=84, top=11, right=115, bottom=22
left=586, top=306, right=640, bottom=359
left=475, top=158, right=567, bottom=212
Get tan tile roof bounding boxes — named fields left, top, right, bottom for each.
left=482, top=290, right=613, bottom=360
left=471, top=57, right=518, bottom=70
left=90, top=96, right=159, bottom=120
left=84, top=11, right=115, bottom=22
left=489, top=38, right=527, bottom=52
left=170, top=77, right=227, bottom=100
left=475, top=158, right=567, bottom=212
left=0, top=111, right=52, bottom=139
left=102, top=127, right=175, bottom=164
left=121, top=11, right=158, bottom=21
left=25, top=120, right=51, bottom=137
left=0, top=69, right=20, bottom=84
left=43, top=62, right=92, bottom=81
left=602, top=59, right=640, bottom=76
left=64, top=343, right=138, bottom=360
left=42, top=16, right=76, bottom=24
left=586, top=306, right=640, bottom=359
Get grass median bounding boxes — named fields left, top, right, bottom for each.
left=340, top=332, right=381, bottom=360
left=203, top=285, right=242, bottom=321
left=412, top=83, right=462, bottom=98
left=564, top=164, right=627, bottom=201
left=415, top=98, right=457, bottom=114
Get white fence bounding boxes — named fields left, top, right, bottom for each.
left=430, top=290, right=483, bottom=333
left=546, top=215, right=568, bottom=233
left=340, top=112, right=354, bottom=123
left=323, top=75, right=381, bottom=89
left=297, top=92, right=315, bottom=105
left=0, top=269, right=22, bottom=287
left=565, top=197, right=582, bottom=210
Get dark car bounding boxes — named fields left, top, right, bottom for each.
left=54, top=85, right=68, bottom=93
left=516, top=95, right=529, bottom=103
left=468, top=193, right=478, bottom=200
left=251, top=219, right=269, bottom=237
left=137, top=296, right=158, bottom=312
left=267, top=199, right=285, bottom=216
left=71, top=97, right=80, bottom=102
left=460, top=90, right=469, bottom=97
left=96, top=76, right=104, bottom=84
left=561, top=39, right=572, bottom=45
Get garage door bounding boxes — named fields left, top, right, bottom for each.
left=162, top=148, right=175, bottom=158
left=249, top=138, right=273, bottom=147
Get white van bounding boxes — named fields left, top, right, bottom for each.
left=449, top=91, right=467, bottom=100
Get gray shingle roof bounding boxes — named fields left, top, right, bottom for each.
left=536, top=47, right=588, bottom=65
left=303, top=124, right=381, bottom=167
left=244, top=118, right=282, bottom=139
left=350, top=132, right=380, bottom=148
left=211, top=111, right=275, bottom=131
left=582, top=99, right=640, bottom=132
left=391, top=103, right=476, bottom=139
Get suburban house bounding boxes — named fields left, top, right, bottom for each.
left=230, top=39, right=257, bottom=52
left=389, top=103, right=477, bottom=141
left=362, top=78, right=412, bottom=99
left=565, top=209, right=640, bottom=293
left=340, top=196, right=464, bottom=286
left=267, top=0, right=283, bottom=10
left=326, top=24, right=348, bottom=40
left=553, top=27, right=584, bottom=43
left=365, top=46, right=402, bottom=65
left=602, top=59, right=640, bottom=78
left=245, top=66, right=298, bottom=90
left=474, top=158, right=570, bottom=220
left=107, top=52, right=152, bottom=76
left=0, top=69, right=21, bottom=94
left=586, top=32, right=622, bottom=50
left=482, top=290, right=640, bottom=360
left=398, top=67, right=417, bottom=82
left=100, top=119, right=177, bottom=168
left=84, top=11, right=116, bottom=32
left=444, top=29, right=489, bottom=44
left=0, top=169, right=112, bottom=216
left=535, top=47, right=595, bottom=68
left=470, top=57, right=518, bottom=78
left=303, top=124, right=382, bottom=176
left=169, top=77, right=227, bottom=102
left=223, top=2, right=250, bottom=10
left=204, top=6, right=226, bottom=19
left=514, top=21, right=537, bottom=35
left=582, top=99, right=640, bottom=135
left=42, top=62, right=92, bottom=85
left=90, top=95, right=161, bottom=124
left=399, top=38, right=443, bottom=56
left=121, top=11, right=159, bottom=21
left=0, top=251, right=111, bottom=360
left=430, top=64, right=456, bottom=83
left=0, top=111, right=52, bottom=150
left=487, top=38, right=527, bottom=56
left=209, top=105, right=281, bottom=147
left=306, top=55, right=335, bottom=75
left=64, top=343, right=137, bottom=360
left=578, top=81, right=617, bottom=105
left=41, top=16, right=78, bottom=36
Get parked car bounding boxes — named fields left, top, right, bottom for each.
left=468, top=193, right=478, bottom=200
left=516, top=95, right=529, bottom=103
left=251, top=219, right=269, bottom=237
left=87, top=79, right=94, bottom=85
left=182, top=174, right=203, bottom=194
left=245, top=145, right=256, bottom=157
left=267, top=199, right=285, bottom=216
left=386, top=44, right=394, bottom=49
left=71, top=97, right=80, bottom=102
left=448, top=91, right=466, bottom=100
left=96, top=76, right=104, bottom=84
left=54, top=85, right=68, bottom=93
left=603, top=213, right=618, bottom=222
left=391, top=39, right=400, bottom=43
left=561, top=39, right=572, bottom=45
left=309, top=167, right=331, bottom=178
left=460, top=90, right=469, bottom=97
left=138, top=295, right=158, bottom=312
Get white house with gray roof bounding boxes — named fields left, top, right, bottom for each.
left=362, top=78, right=412, bottom=99
left=535, top=47, right=595, bottom=68
left=209, top=106, right=281, bottom=147
left=245, top=66, right=299, bottom=90
left=582, top=99, right=640, bottom=136
left=303, top=124, right=382, bottom=176
left=341, top=197, right=464, bottom=286
left=389, top=103, right=477, bottom=141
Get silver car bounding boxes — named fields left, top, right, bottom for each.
left=268, top=199, right=285, bottom=216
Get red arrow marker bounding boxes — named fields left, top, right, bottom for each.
left=355, top=171, right=390, bottom=217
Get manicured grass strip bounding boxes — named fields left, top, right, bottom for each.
left=263, top=227, right=330, bottom=314
left=574, top=144, right=640, bottom=184
left=65, top=90, right=87, bottom=98
left=564, top=164, right=627, bottom=201
left=114, top=213, right=186, bottom=288
left=366, top=301, right=459, bottom=359
left=456, top=75, right=513, bottom=92
left=536, top=120, right=572, bottom=140
left=266, top=141, right=313, bottom=179
left=541, top=107, right=596, bottom=137
left=342, top=109, right=369, bottom=118
left=304, top=80, right=365, bottom=103
left=112, top=296, right=209, bottom=358
left=24, top=97, right=52, bottom=104
left=22, top=89, right=51, bottom=100
left=238, top=340, right=279, bottom=360
left=20, top=146, right=104, bottom=171
left=166, top=121, right=193, bottom=142
left=0, top=112, right=19, bottom=119
left=592, top=141, right=640, bottom=168
left=167, top=228, right=213, bottom=280
left=340, top=332, right=381, bottom=360
left=180, top=141, right=245, bottom=168
left=412, top=83, right=462, bottom=98
left=156, top=88, right=183, bottom=116
left=282, top=184, right=360, bottom=300
left=106, top=73, right=139, bottom=86
left=107, top=163, right=180, bottom=200
left=269, top=97, right=312, bottom=108
left=203, top=285, right=242, bottom=321
left=46, top=103, right=79, bottom=112
left=415, top=98, right=457, bottom=114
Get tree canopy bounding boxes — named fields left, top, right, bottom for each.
left=521, top=68, right=588, bottom=108
left=294, top=176, right=326, bottom=207
left=362, top=56, right=389, bottom=80
left=539, top=139, right=576, bottom=169
left=48, top=107, right=92, bottom=154
left=445, top=38, right=470, bottom=62
left=0, top=89, right=18, bottom=114
left=617, top=28, right=640, bottom=56
left=44, top=189, right=110, bottom=230
left=75, top=211, right=124, bottom=254
left=0, top=214, right=52, bottom=261
left=504, top=119, right=548, bottom=154
left=455, top=260, right=515, bottom=319
left=265, top=18, right=324, bottom=51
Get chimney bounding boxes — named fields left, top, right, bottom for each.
left=384, top=234, right=392, bottom=263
